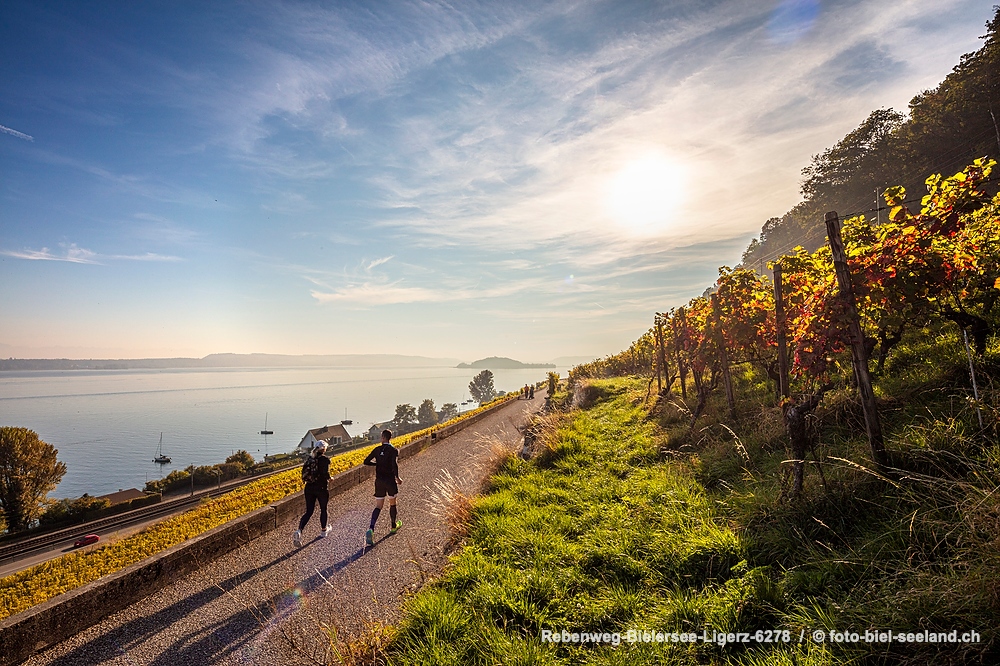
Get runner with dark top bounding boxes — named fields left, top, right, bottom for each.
left=364, top=429, right=402, bottom=546
left=293, top=440, right=332, bottom=547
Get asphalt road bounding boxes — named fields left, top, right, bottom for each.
left=25, top=392, right=545, bottom=666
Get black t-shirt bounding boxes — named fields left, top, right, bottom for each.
left=364, top=443, right=399, bottom=480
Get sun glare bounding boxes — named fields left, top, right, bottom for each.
left=605, top=153, right=687, bottom=236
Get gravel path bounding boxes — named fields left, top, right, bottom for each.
left=26, top=394, right=545, bottom=666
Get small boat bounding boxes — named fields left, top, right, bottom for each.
left=260, top=413, right=273, bottom=435
left=341, top=408, right=352, bottom=426
left=153, top=433, right=171, bottom=464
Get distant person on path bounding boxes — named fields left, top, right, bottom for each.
left=294, top=440, right=332, bottom=546
left=364, top=429, right=402, bottom=546
left=529, top=385, right=535, bottom=399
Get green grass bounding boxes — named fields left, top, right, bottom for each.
left=385, top=379, right=830, bottom=665
left=383, top=324, right=1000, bottom=665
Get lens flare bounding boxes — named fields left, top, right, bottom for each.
left=604, top=152, right=686, bottom=237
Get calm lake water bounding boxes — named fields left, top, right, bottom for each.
left=0, top=365, right=562, bottom=498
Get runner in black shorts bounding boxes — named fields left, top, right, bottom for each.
left=364, top=429, right=402, bottom=546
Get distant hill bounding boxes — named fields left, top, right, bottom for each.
left=0, top=353, right=462, bottom=371
left=457, top=356, right=556, bottom=369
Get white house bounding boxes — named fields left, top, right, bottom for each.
left=298, top=423, right=353, bottom=454
left=368, top=421, right=393, bottom=441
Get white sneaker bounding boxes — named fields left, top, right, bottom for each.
left=321, top=526, right=332, bottom=538
left=293, top=529, right=302, bottom=547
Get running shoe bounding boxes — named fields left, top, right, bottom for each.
left=391, top=519, right=402, bottom=534
left=365, top=529, right=374, bottom=546
left=293, top=529, right=302, bottom=547
left=321, top=525, right=332, bottom=538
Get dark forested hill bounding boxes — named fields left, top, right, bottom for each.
left=740, top=8, right=1000, bottom=270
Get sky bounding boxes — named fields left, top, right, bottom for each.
left=0, top=0, right=995, bottom=363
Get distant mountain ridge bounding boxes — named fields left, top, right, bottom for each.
left=0, top=353, right=462, bottom=371
left=456, top=356, right=556, bottom=369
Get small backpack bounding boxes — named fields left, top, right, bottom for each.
left=302, top=454, right=320, bottom=485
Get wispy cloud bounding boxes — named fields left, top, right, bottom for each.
left=287, top=0, right=985, bottom=266
left=108, top=252, right=182, bottom=262
left=0, top=123, right=33, bottom=141
left=366, top=256, right=394, bottom=270
left=0, top=245, right=182, bottom=264
left=308, top=266, right=548, bottom=306
left=1, top=244, right=99, bottom=264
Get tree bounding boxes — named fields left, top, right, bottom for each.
left=469, top=370, right=496, bottom=404
left=440, top=403, right=459, bottom=421
left=800, top=108, right=905, bottom=206
left=39, top=494, right=111, bottom=526
left=393, top=403, right=417, bottom=433
left=225, top=450, right=255, bottom=474
left=0, top=427, right=67, bottom=531
left=547, top=372, right=559, bottom=395
left=417, top=399, right=438, bottom=427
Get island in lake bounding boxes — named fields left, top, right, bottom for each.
left=457, top=356, right=556, bottom=369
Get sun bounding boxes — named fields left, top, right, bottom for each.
left=604, top=152, right=687, bottom=236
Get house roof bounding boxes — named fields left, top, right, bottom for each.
left=97, top=488, right=146, bottom=505
left=304, top=423, right=352, bottom=443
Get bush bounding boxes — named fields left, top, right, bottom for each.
left=39, top=495, right=112, bottom=526
left=225, top=450, right=255, bottom=473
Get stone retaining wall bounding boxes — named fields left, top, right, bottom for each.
left=0, top=398, right=513, bottom=666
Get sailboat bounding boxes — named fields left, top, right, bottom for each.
left=153, top=433, right=171, bottom=464
left=260, top=413, right=273, bottom=460
left=259, top=413, right=273, bottom=436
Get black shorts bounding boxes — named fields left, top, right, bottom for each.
left=374, top=477, right=398, bottom=498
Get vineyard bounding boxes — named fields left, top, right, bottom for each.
left=0, top=392, right=519, bottom=622
left=531, top=160, right=1000, bottom=661
left=573, top=159, right=999, bottom=491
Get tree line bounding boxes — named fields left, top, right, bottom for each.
left=386, top=370, right=503, bottom=436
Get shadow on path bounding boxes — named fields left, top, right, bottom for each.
left=45, top=548, right=297, bottom=665
left=45, top=535, right=391, bottom=665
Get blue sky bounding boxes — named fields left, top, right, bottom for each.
left=0, top=0, right=994, bottom=362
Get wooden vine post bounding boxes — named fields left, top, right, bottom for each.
left=653, top=316, right=662, bottom=394
left=825, top=211, right=887, bottom=468
left=655, top=313, right=670, bottom=394
left=671, top=311, right=688, bottom=400
left=773, top=262, right=790, bottom=399
left=711, top=294, right=737, bottom=421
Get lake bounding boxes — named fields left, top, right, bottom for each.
left=0, top=365, right=563, bottom=498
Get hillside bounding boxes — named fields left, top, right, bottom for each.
left=740, top=8, right=1000, bottom=270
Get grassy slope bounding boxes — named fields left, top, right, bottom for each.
left=384, top=329, right=1000, bottom=665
